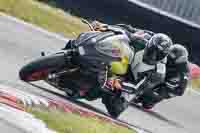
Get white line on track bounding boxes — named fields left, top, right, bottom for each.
left=0, top=12, right=69, bottom=42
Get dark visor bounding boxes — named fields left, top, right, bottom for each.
left=143, top=47, right=167, bottom=65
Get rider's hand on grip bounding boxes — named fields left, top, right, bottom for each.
left=105, top=78, right=122, bottom=91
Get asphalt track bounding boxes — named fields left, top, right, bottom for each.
left=0, top=119, right=25, bottom=133
left=0, top=14, right=200, bottom=133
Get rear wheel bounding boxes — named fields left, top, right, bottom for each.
left=19, top=53, right=67, bottom=82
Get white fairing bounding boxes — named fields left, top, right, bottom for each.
left=156, top=62, right=166, bottom=75
left=130, top=50, right=167, bottom=80
left=131, top=50, right=155, bottom=80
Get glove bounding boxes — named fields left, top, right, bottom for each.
left=163, top=81, right=179, bottom=98
left=105, top=78, right=122, bottom=91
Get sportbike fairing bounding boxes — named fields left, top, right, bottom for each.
left=75, top=32, right=134, bottom=75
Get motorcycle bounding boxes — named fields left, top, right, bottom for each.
left=19, top=20, right=158, bottom=118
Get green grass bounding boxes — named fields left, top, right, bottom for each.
left=0, top=0, right=89, bottom=37
left=27, top=107, right=136, bottom=133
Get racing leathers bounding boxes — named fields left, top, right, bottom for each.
left=64, top=22, right=172, bottom=115
left=92, top=22, right=177, bottom=110
left=92, top=22, right=171, bottom=110
left=162, top=44, right=190, bottom=98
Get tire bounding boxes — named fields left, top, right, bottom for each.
left=19, top=53, right=66, bottom=82
left=102, top=95, right=128, bottom=118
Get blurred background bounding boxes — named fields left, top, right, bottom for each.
left=139, top=0, right=200, bottom=24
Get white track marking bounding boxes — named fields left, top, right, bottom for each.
left=0, top=12, right=69, bottom=42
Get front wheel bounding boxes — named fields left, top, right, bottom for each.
left=19, top=53, right=67, bottom=82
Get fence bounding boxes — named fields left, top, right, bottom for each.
left=139, top=0, right=200, bottom=24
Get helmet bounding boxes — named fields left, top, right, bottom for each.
left=168, top=44, right=188, bottom=64
left=143, top=33, right=173, bottom=65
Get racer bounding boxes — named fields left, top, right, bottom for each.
left=89, top=21, right=173, bottom=112
left=62, top=21, right=173, bottom=116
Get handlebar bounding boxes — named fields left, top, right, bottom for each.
left=101, top=86, right=135, bottom=97
left=81, top=19, right=95, bottom=31
left=121, top=88, right=135, bottom=94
